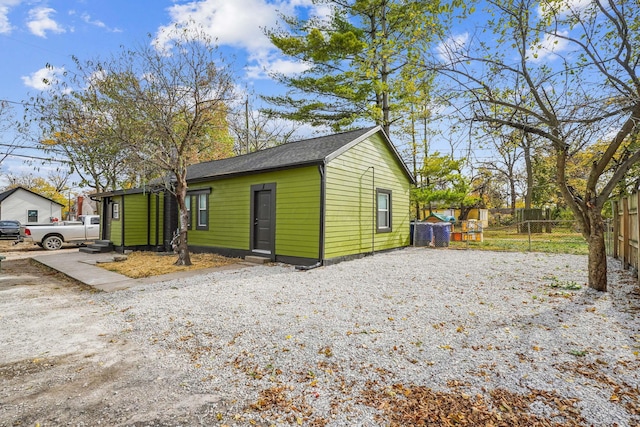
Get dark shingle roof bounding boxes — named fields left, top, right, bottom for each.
left=187, top=126, right=379, bottom=182
left=94, top=126, right=413, bottom=198
left=0, top=187, right=18, bottom=203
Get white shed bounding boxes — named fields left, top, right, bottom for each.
left=0, top=187, right=64, bottom=224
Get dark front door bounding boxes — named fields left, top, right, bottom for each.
left=254, top=190, right=272, bottom=252
left=102, top=199, right=112, bottom=240
left=251, top=184, right=276, bottom=255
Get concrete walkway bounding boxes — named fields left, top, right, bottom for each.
left=33, top=251, right=250, bottom=292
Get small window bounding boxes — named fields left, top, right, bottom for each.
left=27, top=209, right=38, bottom=223
left=112, top=203, right=120, bottom=220
left=376, top=189, right=392, bottom=232
left=197, top=193, right=208, bottom=230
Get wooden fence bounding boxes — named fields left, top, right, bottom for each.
left=611, top=192, right=640, bottom=275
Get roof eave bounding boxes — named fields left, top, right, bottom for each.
left=187, top=159, right=324, bottom=184
left=324, top=126, right=416, bottom=185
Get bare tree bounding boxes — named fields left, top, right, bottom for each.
left=97, top=30, right=237, bottom=265
left=228, top=97, right=301, bottom=155
left=436, top=0, right=640, bottom=291
left=0, top=101, right=23, bottom=168
left=30, top=63, right=138, bottom=193
left=480, top=130, right=525, bottom=216
left=30, top=29, right=236, bottom=265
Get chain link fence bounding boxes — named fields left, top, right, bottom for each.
left=442, top=220, right=588, bottom=255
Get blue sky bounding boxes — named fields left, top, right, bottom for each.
left=1, top=0, right=319, bottom=98
left=0, top=0, right=324, bottom=186
left=0, top=0, right=585, bottom=190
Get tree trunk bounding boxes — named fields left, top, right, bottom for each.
left=586, top=207, right=607, bottom=292
left=510, top=179, right=517, bottom=217
left=174, top=179, right=192, bottom=266
left=556, top=146, right=607, bottom=292
left=523, top=135, right=533, bottom=209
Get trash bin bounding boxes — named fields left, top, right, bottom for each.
left=414, top=222, right=433, bottom=246
left=432, top=222, right=451, bottom=247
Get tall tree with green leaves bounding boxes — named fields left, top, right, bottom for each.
left=265, top=0, right=451, bottom=135
left=436, top=0, right=640, bottom=291
left=412, top=152, right=479, bottom=217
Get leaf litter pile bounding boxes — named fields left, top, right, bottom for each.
left=99, top=251, right=239, bottom=278
left=92, top=249, right=640, bottom=426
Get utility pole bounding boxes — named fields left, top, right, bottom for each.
left=245, top=97, right=249, bottom=154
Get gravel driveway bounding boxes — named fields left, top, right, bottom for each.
left=1, top=248, right=639, bottom=426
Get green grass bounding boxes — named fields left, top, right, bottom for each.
left=448, top=227, right=589, bottom=255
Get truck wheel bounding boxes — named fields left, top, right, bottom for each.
left=42, top=235, right=63, bottom=250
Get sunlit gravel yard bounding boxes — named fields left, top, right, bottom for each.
left=1, top=247, right=639, bottom=426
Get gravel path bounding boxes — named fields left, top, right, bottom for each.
left=90, top=248, right=640, bottom=426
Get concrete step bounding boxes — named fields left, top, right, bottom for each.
left=244, top=255, right=270, bottom=264
left=79, top=247, right=102, bottom=254
left=79, top=240, right=114, bottom=254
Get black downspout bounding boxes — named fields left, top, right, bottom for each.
left=155, top=193, right=160, bottom=250
left=101, top=198, right=107, bottom=240
left=319, top=162, right=326, bottom=264
left=296, top=162, right=325, bottom=271
left=147, top=192, right=151, bottom=248
left=120, top=195, right=125, bottom=251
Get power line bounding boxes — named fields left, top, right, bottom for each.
left=0, top=98, right=38, bottom=108
left=3, top=153, right=70, bottom=163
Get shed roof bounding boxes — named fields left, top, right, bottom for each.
left=0, top=186, right=64, bottom=206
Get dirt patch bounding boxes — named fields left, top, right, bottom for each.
left=0, top=258, right=216, bottom=426
left=0, top=239, right=81, bottom=261
left=98, top=251, right=241, bottom=278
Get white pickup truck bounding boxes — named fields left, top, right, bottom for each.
left=21, top=215, right=101, bottom=250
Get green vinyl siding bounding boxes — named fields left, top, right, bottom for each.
left=187, top=166, right=321, bottom=259
left=148, top=192, right=164, bottom=246
left=112, top=192, right=165, bottom=247
left=109, top=196, right=123, bottom=246
left=324, top=133, right=411, bottom=259
left=123, top=193, right=150, bottom=246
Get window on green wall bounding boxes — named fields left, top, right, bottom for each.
left=196, top=193, right=208, bottom=230
left=186, top=188, right=210, bottom=231
left=376, top=189, right=392, bottom=232
left=112, top=203, right=119, bottom=220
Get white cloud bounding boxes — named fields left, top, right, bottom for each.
left=436, top=32, right=469, bottom=64
left=538, top=0, right=594, bottom=18
left=246, top=56, right=310, bottom=80
left=527, top=30, right=570, bottom=62
left=155, top=0, right=279, bottom=52
left=79, top=12, right=122, bottom=33
left=155, top=0, right=316, bottom=79
left=21, top=66, right=65, bottom=91
left=0, top=0, right=23, bottom=34
left=27, top=7, right=65, bottom=38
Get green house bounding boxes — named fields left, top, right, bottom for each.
left=95, top=126, right=415, bottom=266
